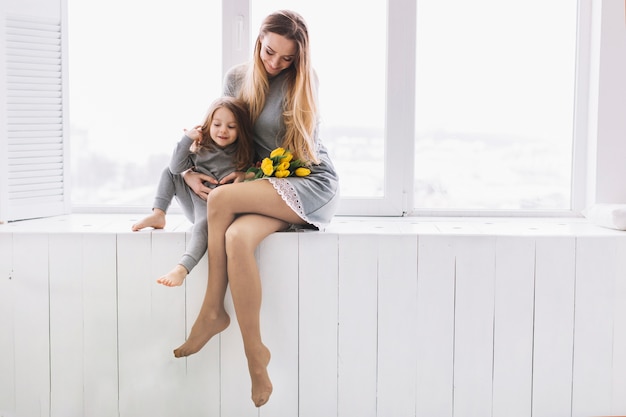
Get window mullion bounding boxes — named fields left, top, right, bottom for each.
left=222, top=0, right=250, bottom=80
left=385, top=0, right=416, bottom=215
left=335, top=0, right=416, bottom=216
left=570, top=0, right=592, bottom=212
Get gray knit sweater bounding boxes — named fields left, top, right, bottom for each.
left=169, top=135, right=238, bottom=188
left=223, top=63, right=340, bottom=228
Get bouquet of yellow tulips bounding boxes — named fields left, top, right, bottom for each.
left=246, top=147, right=311, bottom=179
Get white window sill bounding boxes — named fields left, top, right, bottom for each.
left=1, top=213, right=624, bottom=237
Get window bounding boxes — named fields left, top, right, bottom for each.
left=68, top=0, right=589, bottom=216
left=413, top=0, right=578, bottom=212
left=68, top=0, right=221, bottom=208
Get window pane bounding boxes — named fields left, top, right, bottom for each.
left=251, top=1, right=387, bottom=197
left=68, top=0, right=222, bottom=206
left=414, top=0, right=577, bottom=210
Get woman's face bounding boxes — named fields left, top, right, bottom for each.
left=259, top=32, right=297, bottom=77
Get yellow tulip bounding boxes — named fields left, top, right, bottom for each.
left=261, top=158, right=274, bottom=176
left=280, top=152, right=293, bottom=163
left=277, top=161, right=290, bottom=171
left=270, top=147, right=285, bottom=158
left=275, top=169, right=290, bottom=178
left=295, top=167, right=311, bottom=177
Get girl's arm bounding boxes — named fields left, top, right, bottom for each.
left=169, top=129, right=200, bottom=174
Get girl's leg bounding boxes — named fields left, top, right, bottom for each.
left=131, top=208, right=166, bottom=231
left=179, top=196, right=209, bottom=272
left=133, top=168, right=193, bottom=231
left=157, top=197, right=207, bottom=287
left=132, top=168, right=175, bottom=231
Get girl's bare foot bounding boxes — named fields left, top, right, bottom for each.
left=246, top=344, right=273, bottom=407
left=173, top=311, right=230, bottom=357
left=157, top=264, right=188, bottom=287
left=131, top=209, right=166, bottom=231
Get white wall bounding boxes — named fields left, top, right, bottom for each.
left=1, top=221, right=626, bottom=417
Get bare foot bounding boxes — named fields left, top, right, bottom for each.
left=173, top=311, right=230, bottom=357
left=131, top=209, right=166, bottom=231
left=157, top=264, right=188, bottom=287
left=247, top=344, right=273, bottom=407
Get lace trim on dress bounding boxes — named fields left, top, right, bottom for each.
left=268, top=178, right=318, bottom=228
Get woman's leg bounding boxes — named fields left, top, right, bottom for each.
left=172, top=195, right=230, bottom=356
left=225, top=213, right=290, bottom=407
left=173, top=180, right=305, bottom=406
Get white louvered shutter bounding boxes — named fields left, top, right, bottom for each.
left=1, top=3, right=69, bottom=223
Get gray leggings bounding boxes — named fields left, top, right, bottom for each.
left=153, top=168, right=207, bottom=273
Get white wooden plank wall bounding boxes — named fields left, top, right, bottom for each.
left=1, top=228, right=626, bottom=417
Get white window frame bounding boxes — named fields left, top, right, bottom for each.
left=409, top=0, right=593, bottom=218
left=10, top=0, right=619, bottom=220
left=582, top=0, right=626, bottom=208
left=222, top=0, right=626, bottom=218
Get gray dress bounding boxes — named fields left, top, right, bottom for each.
left=223, top=63, right=340, bottom=229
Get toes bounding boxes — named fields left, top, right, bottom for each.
left=252, top=387, right=272, bottom=407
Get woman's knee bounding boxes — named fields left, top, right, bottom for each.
left=206, top=185, right=231, bottom=216
left=224, top=223, right=255, bottom=257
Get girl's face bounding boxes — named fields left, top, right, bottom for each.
left=209, top=107, right=239, bottom=148
left=259, top=32, right=297, bottom=77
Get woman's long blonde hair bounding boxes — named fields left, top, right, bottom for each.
left=239, top=10, right=319, bottom=164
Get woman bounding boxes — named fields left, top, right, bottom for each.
left=174, top=10, right=339, bottom=408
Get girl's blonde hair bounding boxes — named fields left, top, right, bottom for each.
left=239, top=10, right=319, bottom=164
left=198, top=96, right=255, bottom=171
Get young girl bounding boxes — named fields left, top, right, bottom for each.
left=175, top=10, right=340, bottom=407
left=132, top=96, right=254, bottom=287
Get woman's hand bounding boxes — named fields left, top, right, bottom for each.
left=183, top=169, right=217, bottom=200
left=219, top=171, right=247, bottom=185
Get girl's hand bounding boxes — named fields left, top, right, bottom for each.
left=189, top=141, right=201, bottom=153
left=183, top=169, right=215, bottom=200
left=184, top=125, right=203, bottom=142
left=185, top=126, right=203, bottom=153
left=220, top=171, right=247, bottom=185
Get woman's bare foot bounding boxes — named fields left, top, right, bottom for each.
left=157, top=264, right=188, bottom=287
left=131, top=209, right=166, bottom=231
left=246, top=344, right=273, bottom=407
left=173, top=310, right=230, bottom=357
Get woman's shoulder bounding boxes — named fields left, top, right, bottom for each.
left=223, top=62, right=249, bottom=95
left=227, top=62, right=249, bottom=76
